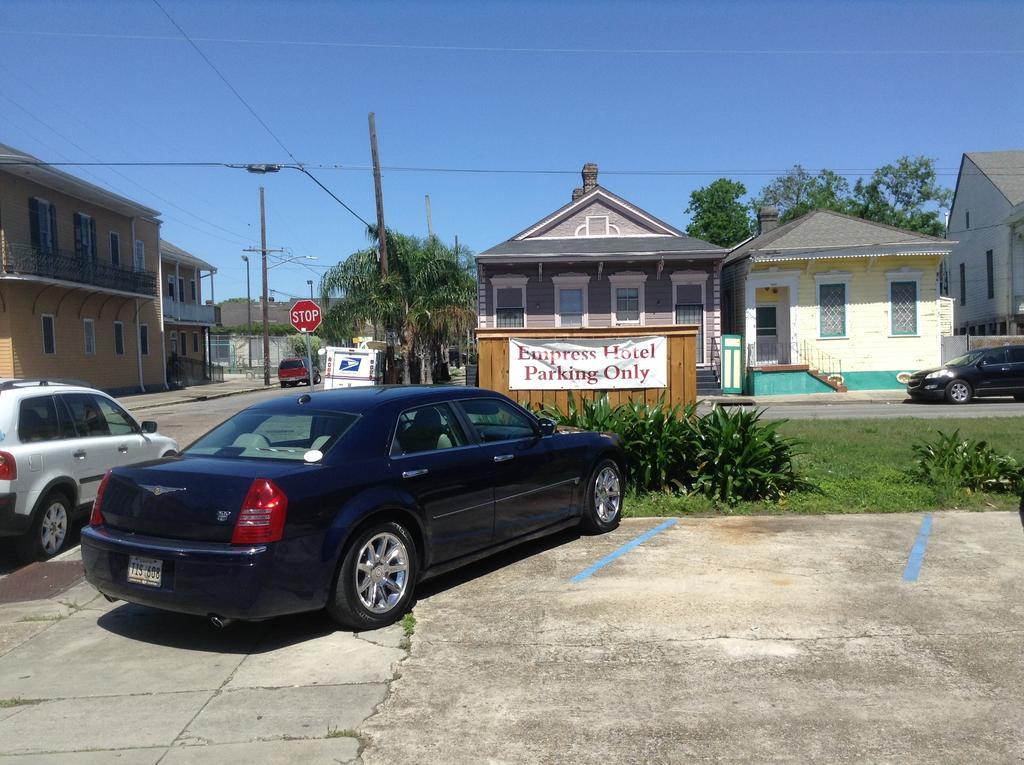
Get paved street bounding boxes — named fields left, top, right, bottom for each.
left=743, top=397, right=1024, bottom=421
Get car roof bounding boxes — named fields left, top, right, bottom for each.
left=0, top=379, right=102, bottom=398
left=246, top=385, right=507, bottom=415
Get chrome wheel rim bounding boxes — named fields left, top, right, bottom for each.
left=40, top=501, right=68, bottom=555
left=949, top=382, right=970, bottom=403
left=355, top=532, right=409, bottom=614
left=594, top=466, right=621, bottom=523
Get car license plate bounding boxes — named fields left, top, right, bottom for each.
left=127, top=555, right=162, bottom=587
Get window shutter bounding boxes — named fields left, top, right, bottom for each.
left=28, top=198, right=40, bottom=248
left=73, top=213, right=84, bottom=258
left=49, top=204, right=58, bottom=252
left=89, top=218, right=98, bottom=261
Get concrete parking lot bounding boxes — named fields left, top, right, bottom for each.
left=363, top=513, right=1024, bottom=764
left=0, top=512, right=1020, bottom=763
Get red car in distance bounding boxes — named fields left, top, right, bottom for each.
left=278, top=357, right=321, bottom=388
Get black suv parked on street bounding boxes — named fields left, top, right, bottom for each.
left=907, top=346, right=1024, bottom=404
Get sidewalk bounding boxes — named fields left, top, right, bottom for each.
left=702, top=389, right=909, bottom=406
left=117, top=374, right=270, bottom=412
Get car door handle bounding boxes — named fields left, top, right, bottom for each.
left=73, top=450, right=87, bottom=460
left=402, top=469, right=429, bottom=479
left=493, top=454, right=515, bottom=463
left=118, top=444, right=129, bottom=454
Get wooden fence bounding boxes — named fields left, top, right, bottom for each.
left=476, top=325, right=697, bottom=413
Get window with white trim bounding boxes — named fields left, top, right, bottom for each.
left=491, top=275, right=528, bottom=328
left=29, top=198, right=57, bottom=252
left=818, top=283, right=846, bottom=338
left=574, top=215, right=621, bottom=237
left=83, top=319, right=96, bottom=356
left=552, top=273, right=590, bottom=328
left=608, top=273, right=647, bottom=326
left=890, top=281, right=918, bottom=335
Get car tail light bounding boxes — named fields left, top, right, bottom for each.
left=0, top=451, right=16, bottom=481
left=231, top=479, right=288, bottom=545
left=90, top=470, right=111, bottom=526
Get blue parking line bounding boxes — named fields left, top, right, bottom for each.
left=902, top=514, right=933, bottom=582
left=571, top=519, right=678, bottom=583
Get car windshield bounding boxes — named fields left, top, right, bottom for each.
left=279, top=359, right=305, bottom=370
left=945, top=351, right=984, bottom=367
left=185, top=411, right=357, bottom=461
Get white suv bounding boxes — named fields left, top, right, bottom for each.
left=0, top=380, right=177, bottom=562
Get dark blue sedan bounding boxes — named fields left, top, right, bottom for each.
left=81, top=386, right=625, bottom=630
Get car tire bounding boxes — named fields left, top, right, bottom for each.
left=945, top=380, right=973, bottom=404
left=279, top=382, right=287, bottom=388
left=580, top=458, right=623, bottom=534
left=16, top=491, right=73, bottom=563
left=326, top=520, right=418, bottom=630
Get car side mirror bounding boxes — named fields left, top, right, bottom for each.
left=537, top=418, right=556, bottom=436
left=140, top=421, right=158, bottom=434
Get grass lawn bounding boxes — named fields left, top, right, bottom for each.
left=626, top=417, right=1024, bottom=517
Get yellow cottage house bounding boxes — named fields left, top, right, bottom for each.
left=721, top=208, right=955, bottom=394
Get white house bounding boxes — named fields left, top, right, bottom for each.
left=945, top=150, right=1024, bottom=335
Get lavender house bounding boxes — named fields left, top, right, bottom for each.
left=476, top=164, right=727, bottom=391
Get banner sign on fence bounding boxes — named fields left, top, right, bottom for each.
left=508, top=336, right=667, bottom=390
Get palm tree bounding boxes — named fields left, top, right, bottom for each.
left=320, top=228, right=475, bottom=384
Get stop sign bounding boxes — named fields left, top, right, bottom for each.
left=290, top=299, right=322, bottom=333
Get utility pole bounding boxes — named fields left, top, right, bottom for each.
left=242, top=187, right=286, bottom=387
left=259, top=187, right=270, bottom=386
left=369, top=111, right=396, bottom=383
left=241, top=254, right=252, bottom=368
left=425, top=194, right=433, bottom=239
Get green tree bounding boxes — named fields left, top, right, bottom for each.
left=752, top=165, right=851, bottom=223
left=320, top=228, right=476, bottom=384
left=684, top=178, right=753, bottom=247
left=847, top=156, right=952, bottom=237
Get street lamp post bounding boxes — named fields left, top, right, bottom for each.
left=240, top=255, right=252, bottom=368
left=306, top=279, right=314, bottom=299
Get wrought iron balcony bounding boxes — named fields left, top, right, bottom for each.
left=2, top=243, right=158, bottom=297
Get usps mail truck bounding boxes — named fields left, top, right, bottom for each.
left=320, top=346, right=379, bottom=389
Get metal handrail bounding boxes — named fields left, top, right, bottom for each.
left=747, top=339, right=842, bottom=379
left=3, top=242, right=158, bottom=297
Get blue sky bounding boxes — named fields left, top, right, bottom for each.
left=1, top=0, right=1022, bottom=301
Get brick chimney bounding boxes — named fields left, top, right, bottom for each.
left=757, top=206, right=779, bottom=235
left=582, top=162, right=598, bottom=193
left=571, top=187, right=585, bottom=201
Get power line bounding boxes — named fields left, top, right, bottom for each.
left=6, top=158, right=1022, bottom=178
left=1, top=29, right=1022, bottom=56
left=150, top=0, right=300, bottom=165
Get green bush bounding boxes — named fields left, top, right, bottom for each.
left=539, top=394, right=812, bottom=504
left=912, top=430, right=1024, bottom=494
left=687, top=406, right=813, bottom=503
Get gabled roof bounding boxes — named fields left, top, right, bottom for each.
left=725, top=209, right=951, bottom=265
left=963, top=150, right=1024, bottom=206
left=511, top=185, right=684, bottom=240
left=0, top=143, right=161, bottom=221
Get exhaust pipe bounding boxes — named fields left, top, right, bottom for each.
left=209, top=615, right=233, bottom=629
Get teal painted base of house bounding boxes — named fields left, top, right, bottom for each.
left=841, top=371, right=906, bottom=391
left=746, top=370, right=833, bottom=395
left=746, top=369, right=907, bottom=395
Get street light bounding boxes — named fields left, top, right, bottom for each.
left=240, top=255, right=252, bottom=369
left=306, top=279, right=314, bottom=299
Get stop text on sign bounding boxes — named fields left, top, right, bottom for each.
left=508, top=336, right=667, bottom=390
left=289, top=299, right=323, bottom=333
